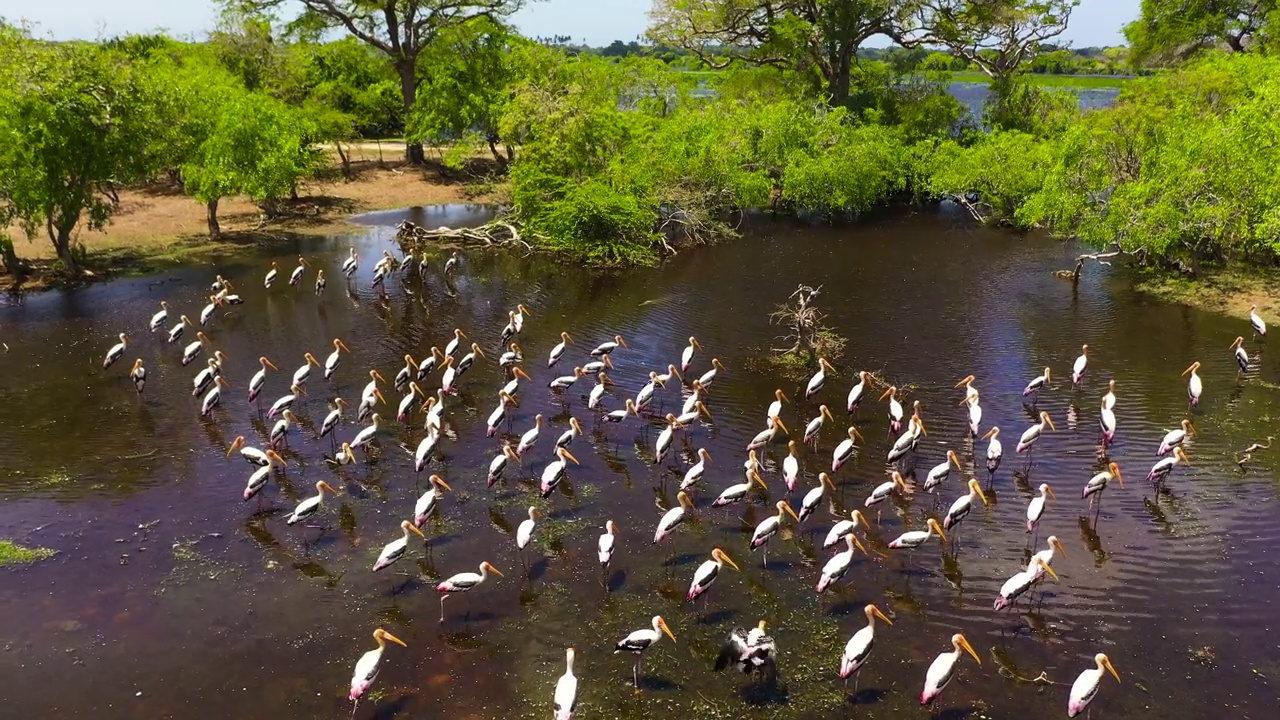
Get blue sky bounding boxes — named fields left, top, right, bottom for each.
left=1, top=0, right=1138, bottom=47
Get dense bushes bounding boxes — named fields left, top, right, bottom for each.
left=1021, top=54, right=1280, bottom=269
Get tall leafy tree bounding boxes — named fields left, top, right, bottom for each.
left=224, top=0, right=532, bottom=164
left=407, top=18, right=522, bottom=167
left=1124, top=0, right=1275, bottom=65
left=896, top=0, right=1078, bottom=85
left=0, top=34, right=165, bottom=272
left=180, top=89, right=318, bottom=239
left=647, top=0, right=903, bottom=105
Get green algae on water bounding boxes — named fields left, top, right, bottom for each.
left=0, top=539, right=57, bottom=567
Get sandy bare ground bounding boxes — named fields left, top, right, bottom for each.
left=6, top=151, right=501, bottom=267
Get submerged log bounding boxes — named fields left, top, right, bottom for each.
left=394, top=219, right=531, bottom=252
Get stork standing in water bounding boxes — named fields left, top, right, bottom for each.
left=1182, top=361, right=1203, bottom=407
left=1250, top=303, right=1267, bottom=337
left=839, top=604, right=894, bottom=695
left=1068, top=653, right=1121, bottom=718
left=614, top=615, right=676, bottom=690
left=920, top=633, right=981, bottom=709
left=553, top=647, right=578, bottom=720
left=348, top=628, right=408, bottom=709
left=1072, top=344, right=1089, bottom=385
left=435, top=561, right=503, bottom=623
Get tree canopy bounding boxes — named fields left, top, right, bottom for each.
left=1123, top=0, right=1275, bottom=65
left=647, top=0, right=903, bottom=106
left=224, top=0, right=532, bottom=162
left=0, top=32, right=166, bottom=271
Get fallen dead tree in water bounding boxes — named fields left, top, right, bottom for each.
left=395, top=220, right=533, bottom=251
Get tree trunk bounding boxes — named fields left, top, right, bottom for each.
left=46, top=212, right=79, bottom=274
left=487, top=136, right=509, bottom=169
left=397, top=59, right=425, bottom=165
left=334, top=141, right=352, bottom=179
left=0, top=235, right=17, bottom=276
left=828, top=44, right=854, bottom=108
left=207, top=198, right=221, bottom=240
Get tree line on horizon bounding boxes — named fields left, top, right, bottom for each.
left=1, top=0, right=1277, bottom=276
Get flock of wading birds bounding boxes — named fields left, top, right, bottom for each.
left=92, top=250, right=1272, bottom=718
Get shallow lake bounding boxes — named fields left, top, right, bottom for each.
left=0, top=205, right=1276, bottom=719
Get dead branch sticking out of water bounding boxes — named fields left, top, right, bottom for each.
left=769, top=284, right=826, bottom=358
left=395, top=220, right=532, bottom=252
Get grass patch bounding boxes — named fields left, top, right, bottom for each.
left=0, top=539, right=57, bottom=566
left=1135, top=266, right=1280, bottom=322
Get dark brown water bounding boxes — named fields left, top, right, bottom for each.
left=2, top=207, right=1277, bottom=720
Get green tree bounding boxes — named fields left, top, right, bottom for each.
left=647, top=0, right=904, bottom=105
left=407, top=18, right=522, bottom=167
left=926, top=129, right=1055, bottom=224
left=897, top=0, right=1078, bottom=85
left=159, top=65, right=318, bottom=239
left=1021, top=53, right=1280, bottom=269
left=0, top=34, right=165, bottom=272
left=298, top=37, right=402, bottom=137
left=1123, top=0, right=1274, bottom=66
left=225, top=0, right=532, bottom=164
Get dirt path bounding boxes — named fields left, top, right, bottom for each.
left=3, top=154, right=502, bottom=289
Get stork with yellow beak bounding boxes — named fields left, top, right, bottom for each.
left=248, top=356, right=279, bottom=404
left=920, top=633, right=981, bottom=708
left=840, top=604, right=893, bottom=693
left=1016, top=411, right=1056, bottom=454
left=288, top=256, right=308, bottom=286
left=614, top=615, right=676, bottom=689
left=765, top=389, right=789, bottom=428
left=816, top=533, right=866, bottom=592
left=924, top=450, right=962, bottom=493
left=804, top=404, right=836, bottom=446
left=747, top=416, right=789, bottom=451
left=697, top=358, right=727, bottom=387
left=413, top=474, right=452, bottom=527
left=1072, top=344, right=1089, bottom=385
left=799, top=472, right=837, bottom=524
left=293, top=353, right=321, bottom=388
left=806, top=357, right=836, bottom=398
left=1068, top=653, right=1121, bottom=718
left=680, top=448, right=713, bottom=490
left=182, top=331, right=211, bottom=366
left=103, top=333, right=130, bottom=370
left=712, top=470, right=767, bottom=507
left=1023, top=366, right=1051, bottom=399
left=1083, top=462, right=1123, bottom=504
left=831, top=426, right=865, bottom=472
left=323, top=338, right=351, bottom=380
left=1230, top=336, right=1249, bottom=373
left=1182, top=361, right=1203, bottom=406
left=954, top=375, right=979, bottom=405
left=880, top=386, right=904, bottom=434
left=540, top=446, right=581, bottom=498
left=200, top=376, right=230, bottom=417
left=824, top=509, right=869, bottom=549
left=591, top=334, right=627, bottom=356
left=435, top=561, right=503, bottom=623
left=749, top=501, right=801, bottom=565
left=129, top=359, right=146, bottom=394
left=1026, top=483, right=1056, bottom=533
left=653, top=491, right=695, bottom=543
left=846, top=370, right=871, bottom=414
left=547, top=331, right=573, bottom=368
left=687, top=548, right=740, bottom=601
left=943, top=479, right=988, bottom=532
left=681, top=336, right=703, bottom=373
left=654, top=413, right=684, bottom=464
left=349, top=628, right=408, bottom=704
left=267, top=384, right=305, bottom=419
